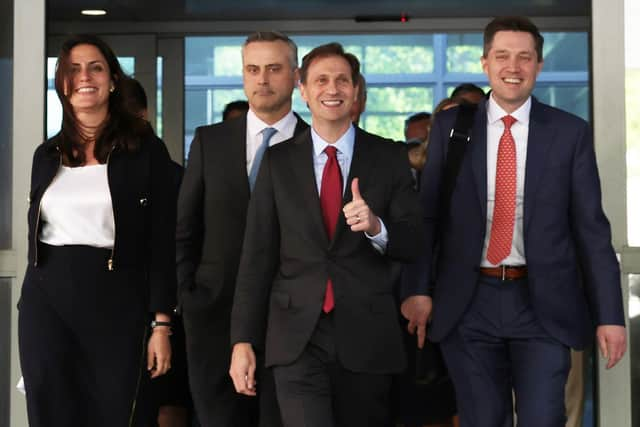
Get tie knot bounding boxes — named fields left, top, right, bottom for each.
left=324, top=145, right=338, bottom=159
left=501, top=115, right=516, bottom=129
left=262, top=127, right=277, bottom=143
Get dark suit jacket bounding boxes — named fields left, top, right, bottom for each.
left=231, top=127, right=422, bottom=374
left=403, top=97, right=625, bottom=349
left=176, top=113, right=308, bottom=314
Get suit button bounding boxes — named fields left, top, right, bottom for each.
left=139, top=197, right=148, bottom=207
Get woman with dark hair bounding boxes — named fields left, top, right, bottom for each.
left=18, top=34, right=177, bottom=427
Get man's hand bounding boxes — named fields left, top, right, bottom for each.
left=343, top=178, right=380, bottom=235
left=229, top=342, right=257, bottom=396
left=400, top=295, right=432, bottom=349
left=596, top=325, right=626, bottom=369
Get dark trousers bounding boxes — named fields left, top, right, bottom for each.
left=272, top=313, right=392, bottom=427
left=182, top=291, right=282, bottom=427
left=18, top=244, right=150, bottom=427
left=440, top=276, right=570, bottom=427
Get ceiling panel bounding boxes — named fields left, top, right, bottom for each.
left=48, top=0, right=590, bottom=22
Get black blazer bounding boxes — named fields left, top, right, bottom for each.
left=27, top=134, right=177, bottom=314
left=231, top=127, right=422, bottom=374
left=176, top=113, right=308, bottom=313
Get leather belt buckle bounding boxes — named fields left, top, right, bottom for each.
left=479, top=265, right=527, bottom=281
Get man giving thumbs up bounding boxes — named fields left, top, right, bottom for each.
left=229, top=42, right=422, bottom=427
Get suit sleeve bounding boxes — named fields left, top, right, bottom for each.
left=570, top=122, right=625, bottom=326
left=148, top=138, right=178, bottom=314
left=400, top=115, right=448, bottom=300
left=176, top=128, right=205, bottom=305
left=230, top=149, right=280, bottom=348
left=384, top=141, right=424, bottom=262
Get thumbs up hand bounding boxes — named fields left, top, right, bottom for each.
left=343, top=177, right=381, bottom=235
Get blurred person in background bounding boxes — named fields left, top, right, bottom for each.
left=223, top=100, right=250, bottom=121
left=121, top=76, right=192, bottom=427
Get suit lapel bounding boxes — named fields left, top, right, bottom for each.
left=470, top=102, right=489, bottom=221
left=293, top=112, right=310, bottom=136
left=225, top=115, right=251, bottom=203
left=289, top=129, right=329, bottom=246
left=523, top=98, right=554, bottom=233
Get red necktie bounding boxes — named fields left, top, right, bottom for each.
left=320, top=146, right=342, bottom=313
left=487, top=115, right=517, bottom=265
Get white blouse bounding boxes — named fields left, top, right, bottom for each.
left=40, top=164, right=115, bottom=248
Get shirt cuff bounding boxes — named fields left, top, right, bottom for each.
left=365, top=218, right=388, bottom=254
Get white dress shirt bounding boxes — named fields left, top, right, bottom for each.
left=246, top=109, right=297, bottom=175
left=310, top=125, right=388, bottom=252
left=480, top=95, right=531, bottom=267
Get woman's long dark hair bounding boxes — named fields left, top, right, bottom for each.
left=54, top=34, right=151, bottom=166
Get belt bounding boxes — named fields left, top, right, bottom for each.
left=478, top=265, right=527, bottom=281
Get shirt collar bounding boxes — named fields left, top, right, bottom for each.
left=246, top=109, right=296, bottom=137
left=486, top=94, right=531, bottom=126
left=311, top=125, right=355, bottom=158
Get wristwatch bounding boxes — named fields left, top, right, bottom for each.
left=150, top=320, right=172, bottom=328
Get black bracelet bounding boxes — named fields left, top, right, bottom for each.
left=150, top=320, right=172, bottom=328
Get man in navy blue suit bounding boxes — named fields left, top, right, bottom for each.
left=401, top=16, right=627, bottom=427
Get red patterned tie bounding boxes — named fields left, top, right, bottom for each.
left=487, top=115, right=517, bottom=265
left=320, top=146, right=342, bottom=313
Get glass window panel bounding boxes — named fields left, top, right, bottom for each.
left=627, top=0, right=640, bottom=246
left=447, top=33, right=483, bottom=73
left=184, top=89, right=208, bottom=137
left=184, top=88, right=246, bottom=160
left=542, top=32, right=588, bottom=72
left=367, top=87, right=433, bottom=114
left=185, top=36, right=245, bottom=77
left=214, top=45, right=243, bottom=77
left=532, top=84, right=589, bottom=121
left=46, top=56, right=134, bottom=138
left=294, top=34, right=433, bottom=74
left=364, top=45, right=433, bottom=74
left=363, top=115, right=407, bottom=142
left=119, top=58, right=135, bottom=75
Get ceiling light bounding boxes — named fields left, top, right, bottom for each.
left=81, top=9, right=107, bottom=16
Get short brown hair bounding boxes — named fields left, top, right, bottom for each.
left=243, top=31, right=298, bottom=69
left=299, top=42, right=360, bottom=85
left=483, top=16, right=544, bottom=62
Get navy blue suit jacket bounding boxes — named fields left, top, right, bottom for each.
left=403, top=97, right=624, bottom=349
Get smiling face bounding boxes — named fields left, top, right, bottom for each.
left=299, top=54, right=358, bottom=136
left=65, top=43, right=113, bottom=116
left=242, top=40, right=297, bottom=122
left=481, top=30, right=543, bottom=113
